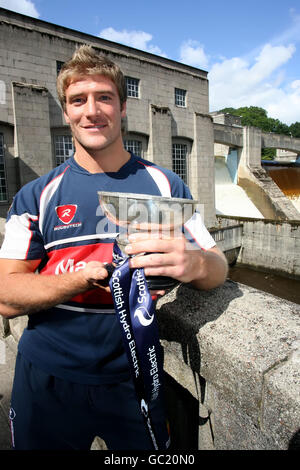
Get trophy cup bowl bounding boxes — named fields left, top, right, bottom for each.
left=97, top=191, right=199, bottom=290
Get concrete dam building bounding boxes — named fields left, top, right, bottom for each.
left=0, top=7, right=215, bottom=227
left=0, top=7, right=300, bottom=230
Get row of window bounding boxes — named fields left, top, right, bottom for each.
left=56, top=62, right=187, bottom=107
left=54, top=135, right=188, bottom=183
left=0, top=133, right=188, bottom=203
left=126, top=77, right=187, bottom=107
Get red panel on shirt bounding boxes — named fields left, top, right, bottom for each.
left=40, top=242, right=114, bottom=305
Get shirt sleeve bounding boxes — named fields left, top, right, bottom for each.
left=168, top=171, right=216, bottom=250
left=0, top=189, right=45, bottom=260
left=184, top=211, right=216, bottom=251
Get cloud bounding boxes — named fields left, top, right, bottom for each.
left=264, top=82, right=300, bottom=124
left=208, top=43, right=298, bottom=124
left=0, top=0, right=40, bottom=17
left=99, top=27, right=167, bottom=57
left=179, top=40, right=209, bottom=69
left=177, top=9, right=300, bottom=125
left=291, top=79, right=300, bottom=90
left=98, top=25, right=299, bottom=124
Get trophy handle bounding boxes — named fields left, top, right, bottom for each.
left=145, top=276, right=179, bottom=290
left=101, top=262, right=115, bottom=287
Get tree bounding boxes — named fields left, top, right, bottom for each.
left=289, top=122, right=300, bottom=138
left=220, top=106, right=269, bottom=130
left=218, top=106, right=293, bottom=135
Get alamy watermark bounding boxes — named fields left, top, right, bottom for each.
left=96, top=199, right=205, bottom=250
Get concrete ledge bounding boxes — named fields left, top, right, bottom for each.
left=156, top=280, right=300, bottom=449
left=2, top=278, right=299, bottom=449
left=263, top=350, right=300, bottom=448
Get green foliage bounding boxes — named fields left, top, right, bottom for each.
left=289, top=122, right=300, bottom=137
left=218, top=106, right=294, bottom=135
left=261, top=148, right=276, bottom=160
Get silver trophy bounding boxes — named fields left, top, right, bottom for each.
left=97, top=191, right=199, bottom=290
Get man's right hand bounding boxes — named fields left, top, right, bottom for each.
left=81, top=261, right=111, bottom=291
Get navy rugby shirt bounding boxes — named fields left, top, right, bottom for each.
left=0, top=153, right=215, bottom=384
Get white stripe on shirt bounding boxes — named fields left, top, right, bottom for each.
left=56, top=304, right=115, bottom=314
left=138, top=161, right=171, bottom=197
left=39, top=167, right=69, bottom=235
left=44, top=233, right=118, bottom=250
left=0, top=213, right=39, bottom=259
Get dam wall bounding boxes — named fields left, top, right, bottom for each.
left=239, top=127, right=300, bottom=220
left=212, top=115, right=300, bottom=221
left=216, top=215, right=300, bottom=278
left=215, top=154, right=264, bottom=218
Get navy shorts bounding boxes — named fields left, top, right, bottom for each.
left=9, top=353, right=169, bottom=450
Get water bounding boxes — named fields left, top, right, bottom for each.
left=228, top=265, right=300, bottom=305
left=263, top=163, right=300, bottom=214
left=215, top=157, right=263, bottom=217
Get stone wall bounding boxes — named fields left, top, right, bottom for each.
left=217, top=215, right=300, bottom=278
left=240, top=219, right=300, bottom=277
left=157, top=281, right=300, bottom=450
left=2, top=280, right=299, bottom=450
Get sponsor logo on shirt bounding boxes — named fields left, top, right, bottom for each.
left=56, top=204, right=77, bottom=224
left=54, top=204, right=82, bottom=231
left=55, top=258, right=87, bottom=274
left=41, top=244, right=114, bottom=277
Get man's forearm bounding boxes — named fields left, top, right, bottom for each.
left=0, top=271, right=90, bottom=318
left=0, top=263, right=108, bottom=319
left=191, top=249, right=228, bottom=290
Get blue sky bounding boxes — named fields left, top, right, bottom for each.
left=1, top=0, right=300, bottom=124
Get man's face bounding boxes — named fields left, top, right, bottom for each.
left=63, top=74, right=126, bottom=156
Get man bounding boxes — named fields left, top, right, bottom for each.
left=0, top=45, right=228, bottom=450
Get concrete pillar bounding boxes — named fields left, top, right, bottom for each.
left=240, top=126, right=262, bottom=169
left=12, top=82, right=53, bottom=187
left=192, top=113, right=215, bottom=228
left=148, top=104, right=172, bottom=169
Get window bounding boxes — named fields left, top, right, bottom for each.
left=0, top=133, right=8, bottom=201
left=56, top=61, right=64, bottom=75
left=54, top=135, right=74, bottom=166
left=175, top=88, right=186, bottom=107
left=172, top=143, right=188, bottom=183
left=126, top=77, right=139, bottom=98
left=124, top=139, right=142, bottom=157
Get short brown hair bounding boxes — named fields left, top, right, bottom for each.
left=57, top=44, right=127, bottom=110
